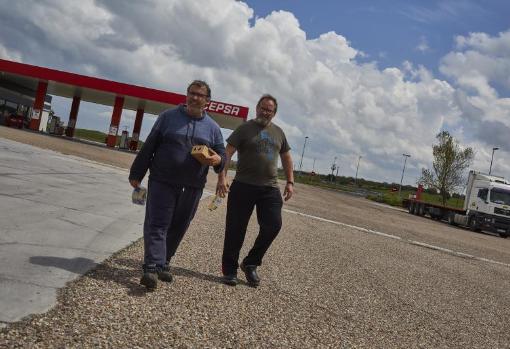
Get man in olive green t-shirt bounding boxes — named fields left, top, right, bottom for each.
left=216, top=94, right=294, bottom=287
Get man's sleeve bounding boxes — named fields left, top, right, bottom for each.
left=128, top=114, right=164, bottom=182
left=211, top=126, right=226, bottom=174
left=280, top=130, right=291, bottom=154
left=226, top=123, right=243, bottom=149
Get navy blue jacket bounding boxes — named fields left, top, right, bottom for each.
left=129, top=105, right=226, bottom=188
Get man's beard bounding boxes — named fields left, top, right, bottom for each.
left=185, top=104, right=203, bottom=116
left=254, top=116, right=270, bottom=127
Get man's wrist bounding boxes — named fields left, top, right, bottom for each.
left=287, top=180, right=294, bottom=185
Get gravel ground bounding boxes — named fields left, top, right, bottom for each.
left=1, top=127, right=510, bottom=348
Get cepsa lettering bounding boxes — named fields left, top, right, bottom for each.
left=207, top=101, right=240, bottom=116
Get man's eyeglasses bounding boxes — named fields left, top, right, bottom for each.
left=259, top=107, right=275, bottom=114
left=188, top=91, right=209, bottom=99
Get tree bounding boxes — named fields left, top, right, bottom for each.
left=420, top=131, right=474, bottom=206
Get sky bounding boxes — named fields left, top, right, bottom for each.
left=0, top=0, right=509, bottom=187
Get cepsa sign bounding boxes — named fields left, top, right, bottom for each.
left=206, top=101, right=248, bottom=118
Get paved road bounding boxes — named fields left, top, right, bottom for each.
left=0, top=138, right=146, bottom=326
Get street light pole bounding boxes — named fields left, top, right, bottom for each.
left=355, top=155, right=362, bottom=186
left=398, top=154, right=411, bottom=198
left=330, top=156, right=337, bottom=182
left=298, top=136, right=309, bottom=174
left=489, top=147, right=499, bottom=175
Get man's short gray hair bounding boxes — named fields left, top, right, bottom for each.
left=187, top=80, right=211, bottom=98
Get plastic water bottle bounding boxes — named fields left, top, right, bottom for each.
left=208, top=194, right=222, bottom=211
left=132, top=186, right=147, bottom=205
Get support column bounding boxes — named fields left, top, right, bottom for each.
left=106, top=96, right=124, bottom=147
left=29, top=81, right=48, bottom=130
left=65, top=96, right=81, bottom=137
left=129, top=108, right=144, bottom=151
left=416, top=184, right=424, bottom=201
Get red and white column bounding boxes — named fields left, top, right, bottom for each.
left=416, top=184, right=424, bottom=201
left=28, top=81, right=48, bottom=130
left=65, top=96, right=81, bottom=137
left=129, top=108, right=144, bottom=151
left=106, top=96, right=124, bottom=147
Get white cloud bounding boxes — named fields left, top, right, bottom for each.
left=442, top=31, right=510, bottom=91
left=438, top=30, right=510, bottom=179
left=0, top=0, right=509, bottom=183
left=0, top=43, right=22, bottom=62
left=399, top=1, right=488, bottom=24
left=455, top=31, right=510, bottom=56
left=415, top=36, right=430, bottom=53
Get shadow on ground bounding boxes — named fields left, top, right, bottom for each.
left=77, top=257, right=240, bottom=297
left=30, top=256, right=97, bottom=274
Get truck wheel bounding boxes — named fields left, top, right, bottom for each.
left=418, top=204, right=425, bottom=216
left=408, top=202, right=414, bottom=214
left=448, top=213, right=456, bottom=226
left=499, top=233, right=509, bottom=239
left=469, top=217, right=481, bottom=232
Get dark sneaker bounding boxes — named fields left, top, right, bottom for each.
left=222, top=274, right=238, bottom=286
left=140, top=264, right=158, bottom=290
left=158, top=263, right=173, bottom=282
left=240, top=263, right=260, bottom=287
left=140, top=271, right=157, bottom=290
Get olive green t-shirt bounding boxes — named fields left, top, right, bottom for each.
left=227, top=120, right=291, bottom=187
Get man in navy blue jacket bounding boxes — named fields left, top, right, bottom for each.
left=129, top=80, right=226, bottom=290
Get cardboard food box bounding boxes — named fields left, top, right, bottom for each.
left=191, top=145, right=217, bottom=165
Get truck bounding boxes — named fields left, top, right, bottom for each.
left=403, top=170, right=510, bottom=238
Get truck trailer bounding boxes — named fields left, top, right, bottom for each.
left=403, top=171, right=510, bottom=238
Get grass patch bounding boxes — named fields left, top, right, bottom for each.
left=74, top=129, right=109, bottom=143
left=417, top=192, right=464, bottom=209
left=279, top=171, right=465, bottom=209
left=74, top=128, right=144, bottom=149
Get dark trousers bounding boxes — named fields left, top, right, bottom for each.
left=222, top=180, right=283, bottom=275
left=143, top=179, right=202, bottom=267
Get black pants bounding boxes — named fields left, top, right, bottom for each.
left=222, top=180, right=283, bottom=275
left=143, top=179, right=202, bottom=267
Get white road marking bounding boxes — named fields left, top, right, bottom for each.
left=283, top=208, right=510, bottom=268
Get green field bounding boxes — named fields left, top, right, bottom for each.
left=366, top=190, right=465, bottom=209
left=74, top=128, right=144, bottom=149
left=74, top=129, right=109, bottom=143
left=283, top=171, right=465, bottom=209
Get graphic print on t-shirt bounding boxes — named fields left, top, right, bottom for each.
left=256, top=130, right=275, bottom=160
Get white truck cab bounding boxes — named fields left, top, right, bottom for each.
left=463, top=171, right=510, bottom=237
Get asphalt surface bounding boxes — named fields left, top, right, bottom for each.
left=1, top=128, right=510, bottom=348
left=0, top=138, right=146, bottom=325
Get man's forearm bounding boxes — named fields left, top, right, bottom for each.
left=222, top=155, right=230, bottom=177
left=284, top=165, right=294, bottom=183
left=129, top=134, right=158, bottom=181
left=211, top=143, right=226, bottom=173
left=221, top=144, right=236, bottom=178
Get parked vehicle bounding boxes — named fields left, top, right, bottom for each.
left=4, top=113, right=24, bottom=129
left=403, top=171, right=510, bottom=238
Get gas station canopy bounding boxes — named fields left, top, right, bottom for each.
left=0, top=58, right=248, bottom=130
